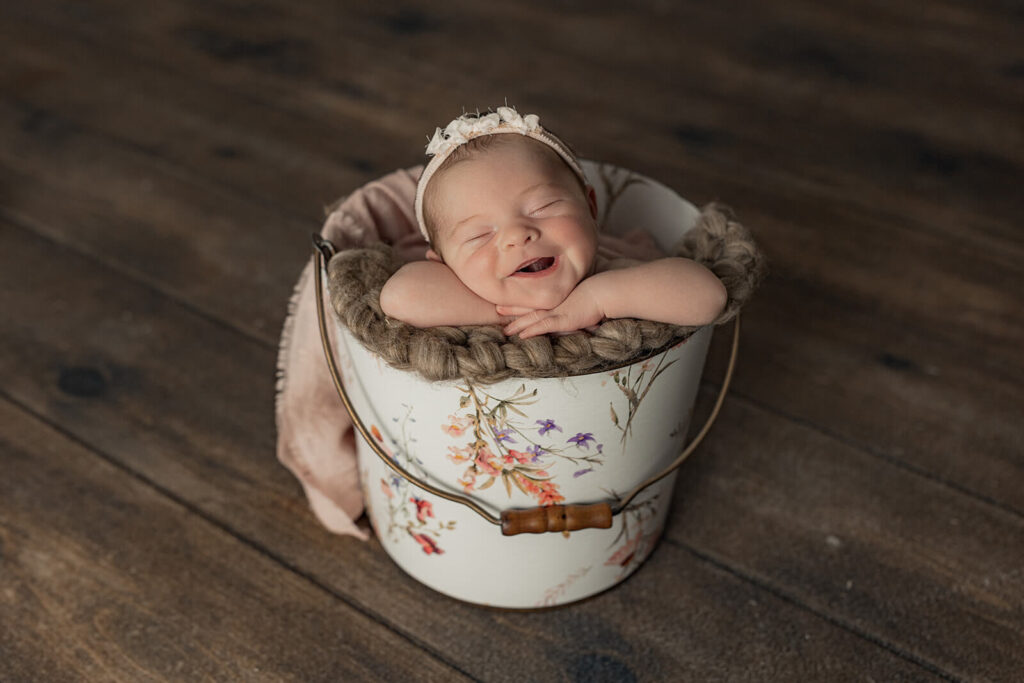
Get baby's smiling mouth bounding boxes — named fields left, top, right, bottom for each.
left=514, top=257, right=556, bottom=275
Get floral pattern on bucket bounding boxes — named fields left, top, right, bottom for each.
left=605, top=341, right=685, bottom=450
left=443, top=381, right=606, bottom=506
left=371, top=404, right=456, bottom=555
left=604, top=496, right=663, bottom=578
left=536, top=566, right=592, bottom=608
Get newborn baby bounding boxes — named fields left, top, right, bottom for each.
left=380, top=107, right=726, bottom=338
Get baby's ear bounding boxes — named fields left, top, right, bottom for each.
left=586, top=185, right=598, bottom=220
left=426, top=247, right=444, bottom=263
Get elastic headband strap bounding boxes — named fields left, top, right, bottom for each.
left=413, top=107, right=586, bottom=242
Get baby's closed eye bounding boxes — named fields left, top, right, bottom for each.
left=529, top=199, right=563, bottom=215
left=466, top=231, right=492, bottom=243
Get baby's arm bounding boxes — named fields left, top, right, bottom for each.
left=380, top=261, right=506, bottom=327
left=503, top=258, right=727, bottom=339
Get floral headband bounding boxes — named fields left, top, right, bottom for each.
left=413, top=106, right=587, bottom=242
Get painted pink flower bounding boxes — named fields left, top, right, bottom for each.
left=606, top=534, right=656, bottom=568
left=517, top=476, right=563, bottom=506
left=606, top=536, right=641, bottom=567
left=474, top=445, right=501, bottom=476
left=507, top=449, right=532, bottom=464
left=410, top=532, right=443, bottom=555
left=536, top=482, right=565, bottom=506
left=457, top=468, right=477, bottom=491
left=370, top=425, right=394, bottom=458
left=441, top=414, right=474, bottom=437
left=380, top=478, right=394, bottom=499
left=410, top=496, right=434, bottom=523
left=446, top=445, right=473, bottom=463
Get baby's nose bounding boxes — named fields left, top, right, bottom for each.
left=501, top=223, right=537, bottom=249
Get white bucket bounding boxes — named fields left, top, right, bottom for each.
left=323, top=162, right=722, bottom=608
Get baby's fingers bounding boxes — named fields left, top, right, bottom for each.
left=503, top=310, right=548, bottom=337
left=506, top=314, right=569, bottom=339
left=496, top=304, right=535, bottom=316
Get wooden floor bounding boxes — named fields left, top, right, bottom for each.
left=2, top=0, right=1021, bottom=680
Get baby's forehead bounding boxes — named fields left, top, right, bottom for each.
left=436, top=138, right=572, bottom=194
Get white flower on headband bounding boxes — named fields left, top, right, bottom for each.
left=425, top=106, right=542, bottom=157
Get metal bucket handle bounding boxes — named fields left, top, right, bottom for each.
left=312, top=236, right=739, bottom=536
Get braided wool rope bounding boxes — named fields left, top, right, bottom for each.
left=328, top=203, right=765, bottom=383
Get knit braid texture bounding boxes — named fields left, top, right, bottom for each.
left=327, top=203, right=765, bottom=383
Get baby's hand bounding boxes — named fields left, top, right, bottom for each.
left=501, top=281, right=605, bottom=339
left=495, top=304, right=537, bottom=318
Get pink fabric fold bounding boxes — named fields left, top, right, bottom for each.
left=275, top=166, right=665, bottom=538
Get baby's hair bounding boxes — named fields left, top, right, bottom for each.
left=421, top=133, right=588, bottom=250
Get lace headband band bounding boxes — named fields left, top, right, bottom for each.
left=413, top=106, right=587, bottom=242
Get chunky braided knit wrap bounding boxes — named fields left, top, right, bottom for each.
left=327, top=203, right=764, bottom=383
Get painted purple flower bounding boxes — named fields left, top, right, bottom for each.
left=573, top=467, right=594, bottom=478
left=536, top=419, right=562, bottom=436
left=568, top=432, right=596, bottom=449
left=493, top=427, right=516, bottom=444
left=526, top=444, right=547, bottom=462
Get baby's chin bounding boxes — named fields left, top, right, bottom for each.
left=500, top=290, right=571, bottom=311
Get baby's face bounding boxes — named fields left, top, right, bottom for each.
left=427, top=137, right=598, bottom=311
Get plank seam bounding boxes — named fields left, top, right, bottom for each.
left=666, top=538, right=963, bottom=682
left=714, top=383, right=1024, bottom=522
left=8, top=3, right=1021, bottom=241
left=0, top=389, right=483, bottom=683
left=0, top=206, right=277, bottom=352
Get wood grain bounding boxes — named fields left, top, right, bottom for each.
left=667, top=390, right=1024, bottom=680
left=1, top=0, right=1021, bottom=678
left=0, top=398, right=470, bottom=682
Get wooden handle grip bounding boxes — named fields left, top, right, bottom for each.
left=500, top=503, right=613, bottom=536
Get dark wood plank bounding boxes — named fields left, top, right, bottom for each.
left=706, top=274, right=1024, bottom=512
left=0, top=216, right=944, bottom=681
left=1, top=0, right=1022, bottom=676
left=667, top=389, right=1024, bottom=680
left=0, top=13, right=399, bottom=217
left=0, top=4, right=1021, bottom=525
left=0, top=398, right=470, bottom=682
left=11, top=0, right=1020, bottom=225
